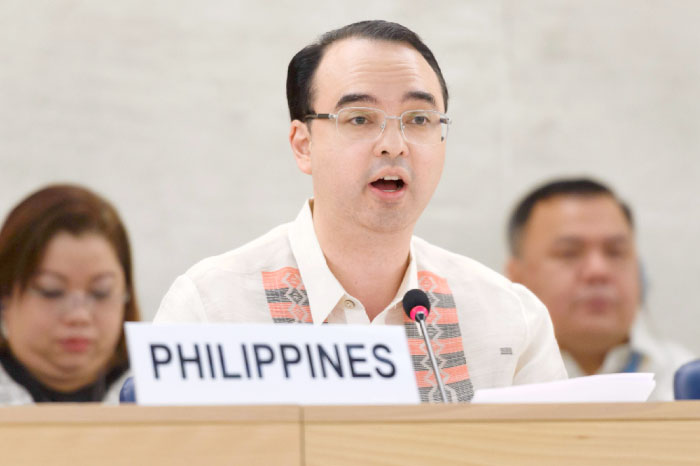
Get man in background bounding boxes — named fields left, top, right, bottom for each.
left=506, top=178, right=694, bottom=400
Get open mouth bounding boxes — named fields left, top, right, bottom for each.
left=370, top=175, right=405, bottom=193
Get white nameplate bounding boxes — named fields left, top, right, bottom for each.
left=125, top=323, right=420, bottom=406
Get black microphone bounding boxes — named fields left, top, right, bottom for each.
left=402, top=289, right=448, bottom=403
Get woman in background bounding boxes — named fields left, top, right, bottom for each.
left=0, top=184, right=140, bottom=403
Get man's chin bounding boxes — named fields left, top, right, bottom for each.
left=358, top=209, right=417, bottom=234
left=569, top=320, right=629, bottom=344
left=578, top=300, right=618, bottom=315
left=565, top=309, right=626, bottom=331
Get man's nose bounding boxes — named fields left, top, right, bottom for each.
left=580, top=250, right=612, bottom=281
left=374, top=116, right=407, bottom=158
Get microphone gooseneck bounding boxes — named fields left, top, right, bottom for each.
left=402, top=289, right=448, bottom=403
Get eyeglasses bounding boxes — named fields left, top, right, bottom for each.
left=304, top=107, right=451, bottom=145
left=29, top=286, right=129, bottom=315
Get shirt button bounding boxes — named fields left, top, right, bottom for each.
left=344, top=300, right=356, bottom=309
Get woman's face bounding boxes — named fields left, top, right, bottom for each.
left=2, top=232, right=126, bottom=392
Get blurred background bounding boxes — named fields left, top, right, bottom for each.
left=1, top=0, right=698, bottom=352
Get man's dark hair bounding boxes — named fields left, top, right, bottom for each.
left=286, top=20, right=449, bottom=121
left=507, top=178, right=634, bottom=256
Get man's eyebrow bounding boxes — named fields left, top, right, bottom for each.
left=335, top=93, right=378, bottom=110
left=403, top=91, right=436, bottom=107
left=333, top=91, right=437, bottom=111
left=552, top=236, right=584, bottom=246
left=552, top=234, right=631, bottom=246
left=604, top=235, right=633, bottom=246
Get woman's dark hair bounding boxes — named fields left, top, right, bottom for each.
left=0, top=184, right=141, bottom=370
left=286, top=20, right=449, bottom=121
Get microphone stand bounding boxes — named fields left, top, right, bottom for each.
left=416, top=314, right=448, bottom=403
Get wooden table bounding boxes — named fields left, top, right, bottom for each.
left=2, top=402, right=699, bottom=465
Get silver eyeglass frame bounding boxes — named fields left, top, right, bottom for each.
left=304, top=106, right=451, bottom=145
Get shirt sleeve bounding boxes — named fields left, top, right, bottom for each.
left=511, top=283, right=568, bottom=384
left=153, top=274, right=209, bottom=323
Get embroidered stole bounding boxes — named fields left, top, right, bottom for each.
left=261, top=267, right=474, bottom=402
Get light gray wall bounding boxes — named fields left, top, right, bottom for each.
left=2, top=1, right=699, bottom=354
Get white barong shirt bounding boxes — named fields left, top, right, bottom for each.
left=155, top=201, right=567, bottom=402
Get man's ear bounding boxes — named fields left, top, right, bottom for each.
left=289, top=120, right=312, bottom=175
left=505, top=257, right=521, bottom=282
left=637, top=260, right=648, bottom=305
left=0, top=297, right=11, bottom=340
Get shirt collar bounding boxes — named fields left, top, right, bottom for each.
left=389, top=240, right=419, bottom=312
left=288, top=199, right=419, bottom=324
left=561, top=341, right=641, bottom=377
left=288, top=200, right=346, bottom=324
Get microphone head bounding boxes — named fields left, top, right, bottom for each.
left=402, top=289, right=431, bottom=322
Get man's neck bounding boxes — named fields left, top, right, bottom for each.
left=563, top=336, right=629, bottom=375
left=568, top=350, right=607, bottom=375
left=312, top=205, right=414, bottom=321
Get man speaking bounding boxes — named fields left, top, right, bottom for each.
left=154, top=20, right=566, bottom=402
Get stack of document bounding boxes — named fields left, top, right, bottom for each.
left=472, top=373, right=655, bottom=403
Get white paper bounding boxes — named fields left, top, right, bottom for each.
left=471, top=373, right=656, bottom=403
